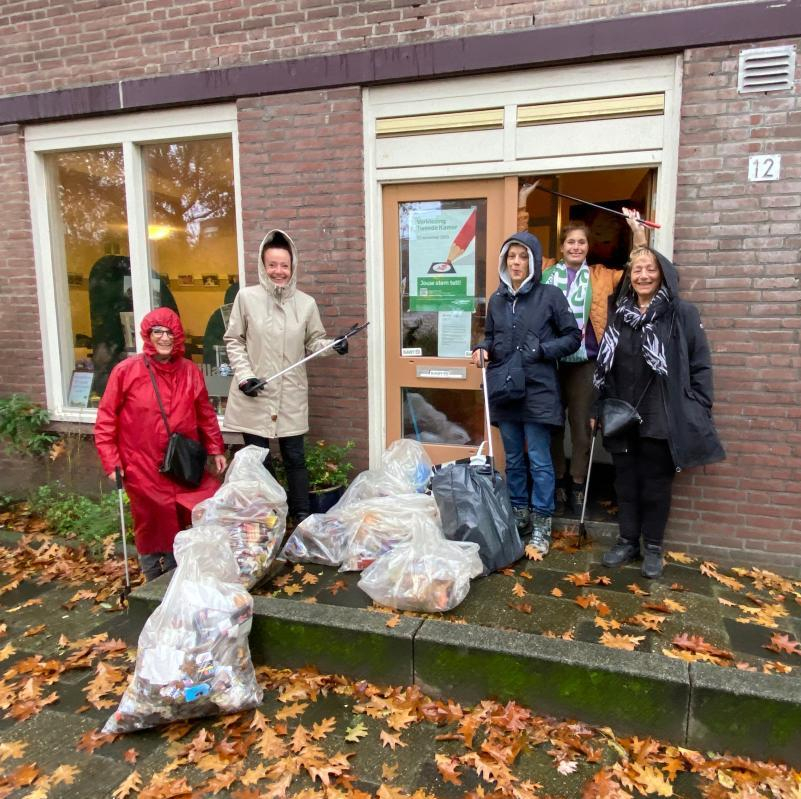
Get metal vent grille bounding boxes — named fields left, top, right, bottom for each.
left=738, top=45, right=796, bottom=93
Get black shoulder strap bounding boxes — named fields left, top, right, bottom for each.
left=144, top=357, right=172, bottom=437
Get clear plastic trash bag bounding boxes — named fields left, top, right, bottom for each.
left=103, top=527, right=262, bottom=734
left=192, top=446, right=287, bottom=583
left=281, top=512, right=360, bottom=567
left=358, top=526, right=483, bottom=612
left=339, top=493, right=440, bottom=572
left=333, top=439, right=433, bottom=510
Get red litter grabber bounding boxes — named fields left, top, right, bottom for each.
left=522, top=179, right=661, bottom=229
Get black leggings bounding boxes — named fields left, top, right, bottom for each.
left=612, top=436, right=675, bottom=548
left=242, top=433, right=309, bottom=519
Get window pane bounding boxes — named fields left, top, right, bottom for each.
left=398, top=199, right=487, bottom=358
left=142, top=138, right=239, bottom=413
left=402, top=387, right=484, bottom=446
left=47, top=147, right=130, bottom=406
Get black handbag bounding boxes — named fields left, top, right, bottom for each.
left=486, top=350, right=526, bottom=403
left=145, top=359, right=207, bottom=487
left=600, top=375, right=655, bottom=438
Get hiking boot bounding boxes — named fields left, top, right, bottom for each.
left=529, top=512, right=552, bottom=555
left=641, top=544, right=664, bottom=579
left=554, top=484, right=568, bottom=516
left=602, top=538, right=640, bottom=568
left=570, top=481, right=586, bottom=515
left=512, top=507, right=531, bottom=538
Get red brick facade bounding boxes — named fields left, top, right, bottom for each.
left=0, top=2, right=799, bottom=571
left=237, top=88, right=369, bottom=467
left=669, top=42, right=801, bottom=571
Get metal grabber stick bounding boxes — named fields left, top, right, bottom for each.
left=115, top=467, right=131, bottom=601
left=577, top=427, right=599, bottom=549
left=523, top=179, right=661, bottom=229
left=252, top=321, right=369, bottom=391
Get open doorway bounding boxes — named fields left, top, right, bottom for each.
left=518, top=166, right=657, bottom=522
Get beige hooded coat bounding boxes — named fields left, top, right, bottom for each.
left=223, top=229, right=333, bottom=439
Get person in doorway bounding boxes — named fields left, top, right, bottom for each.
left=518, top=184, right=649, bottom=515
left=471, top=232, right=580, bottom=554
left=222, top=229, right=348, bottom=525
left=591, top=247, right=725, bottom=578
left=94, top=308, right=227, bottom=581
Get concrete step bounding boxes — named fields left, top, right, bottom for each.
left=129, top=533, right=801, bottom=767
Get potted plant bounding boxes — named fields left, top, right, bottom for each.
left=306, top=439, right=356, bottom=514
left=274, top=439, right=356, bottom=515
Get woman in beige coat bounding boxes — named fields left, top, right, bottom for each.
left=223, top=229, right=347, bottom=522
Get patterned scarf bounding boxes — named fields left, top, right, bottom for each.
left=593, top=285, right=670, bottom=390
left=542, top=260, right=591, bottom=363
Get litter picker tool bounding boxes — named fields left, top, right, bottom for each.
left=523, top=179, right=661, bottom=229
left=577, top=427, right=599, bottom=549
left=115, top=467, right=132, bottom=603
left=252, top=321, right=369, bottom=391
left=478, top=349, right=495, bottom=469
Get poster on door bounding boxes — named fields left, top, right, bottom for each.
left=408, top=206, right=476, bottom=313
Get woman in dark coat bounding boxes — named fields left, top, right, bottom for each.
left=592, top=247, right=725, bottom=578
left=472, top=231, right=581, bottom=555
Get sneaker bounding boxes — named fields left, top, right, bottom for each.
left=602, top=538, right=640, bottom=568
left=513, top=507, right=531, bottom=537
left=641, top=544, right=664, bottom=579
left=570, top=482, right=586, bottom=514
left=554, top=484, right=568, bottom=516
left=529, top=512, right=552, bottom=555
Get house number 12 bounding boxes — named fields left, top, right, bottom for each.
left=748, top=154, right=781, bottom=182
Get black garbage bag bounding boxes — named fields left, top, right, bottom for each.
left=431, top=458, right=523, bottom=575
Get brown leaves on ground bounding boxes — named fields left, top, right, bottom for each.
left=663, top=634, right=734, bottom=665
left=764, top=632, right=801, bottom=656
left=599, top=633, right=645, bottom=651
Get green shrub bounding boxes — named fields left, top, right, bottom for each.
left=0, top=395, right=58, bottom=457
left=272, top=439, right=356, bottom=491
left=28, top=482, right=133, bottom=553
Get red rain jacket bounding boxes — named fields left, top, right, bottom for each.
left=94, top=308, right=225, bottom=555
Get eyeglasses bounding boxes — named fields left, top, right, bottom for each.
left=150, top=328, right=174, bottom=339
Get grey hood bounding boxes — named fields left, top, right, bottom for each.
left=257, top=228, right=299, bottom=300
left=498, top=230, right=543, bottom=297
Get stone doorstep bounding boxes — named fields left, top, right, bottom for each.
left=128, top=576, right=801, bottom=768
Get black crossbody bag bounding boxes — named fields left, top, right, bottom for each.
left=484, top=303, right=535, bottom=404
left=145, top=359, right=207, bottom=487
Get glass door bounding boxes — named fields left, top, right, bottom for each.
left=383, top=179, right=512, bottom=465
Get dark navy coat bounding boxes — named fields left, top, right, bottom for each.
left=477, top=232, right=581, bottom=427
left=597, top=251, right=725, bottom=470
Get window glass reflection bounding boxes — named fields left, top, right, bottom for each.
left=142, top=138, right=239, bottom=413
left=48, top=147, right=129, bottom=406
left=402, top=387, right=484, bottom=446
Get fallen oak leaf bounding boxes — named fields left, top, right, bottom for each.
left=627, top=583, right=649, bottom=596
left=380, top=730, right=407, bottom=750
left=7, top=762, right=39, bottom=787
left=51, top=763, right=79, bottom=786
left=0, top=741, right=27, bottom=761
left=564, top=571, right=593, bottom=587
left=434, top=753, right=462, bottom=786
left=666, top=551, right=694, bottom=564
left=328, top=580, right=347, bottom=596
left=386, top=615, right=401, bottom=629
left=599, top=632, right=644, bottom=651
left=344, top=721, right=369, bottom=742
left=76, top=729, right=117, bottom=754
left=550, top=587, right=563, bottom=597
left=123, top=748, right=138, bottom=764
left=22, top=624, right=46, bottom=638
left=507, top=601, right=533, bottom=615
left=512, top=582, right=526, bottom=598
left=382, top=762, right=399, bottom=781
left=525, top=544, right=544, bottom=561
left=764, top=632, right=801, bottom=656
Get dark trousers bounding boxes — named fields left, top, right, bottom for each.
left=612, top=436, right=675, bottom=548
left=242, top=433, right=310, bottom=520
left=139, top=552, right=177, bottom=582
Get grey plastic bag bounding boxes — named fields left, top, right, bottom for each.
left=431, top=458, right=523, bottom=575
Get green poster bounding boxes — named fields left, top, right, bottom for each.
left=410, top=275, right=474, bottom=312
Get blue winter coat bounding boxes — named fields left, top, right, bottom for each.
left=476, top=232, right=581, bottom=427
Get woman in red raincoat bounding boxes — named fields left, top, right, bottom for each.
left=95, top=308, right=227, bottom=581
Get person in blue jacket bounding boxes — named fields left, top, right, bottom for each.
left=472, top=231, right=581, bottom=554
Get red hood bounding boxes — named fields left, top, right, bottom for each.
left=140, top=307, right=186, bottom=360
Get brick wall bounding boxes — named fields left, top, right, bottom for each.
left=0, top=0, right=744, bottom=96
left=236, top=87, right=369, bottom=470
left=669, top=39, right=801, bottom=571
left=0, top=125, right=41, bottom=400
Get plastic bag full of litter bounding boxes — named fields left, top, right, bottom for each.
left=332, top=439, right=433, bottom=510
left=103, top=526, right=262, bottom=734
left=192, top=446, right=287, bottom=582
left=358, top=520, right=483, bottom=612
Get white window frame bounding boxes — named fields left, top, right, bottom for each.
left=25, top=104, right=245, bottom=422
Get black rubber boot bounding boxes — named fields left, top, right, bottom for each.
left=602, top=538, right=640, bottom=568
left=570, top=481, right=585, bottom=515
left=285, top=466, right=311, bottom=522
left=554, top=481, right=568, bottom=516
left=641, top=544, right=664, bottom=579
